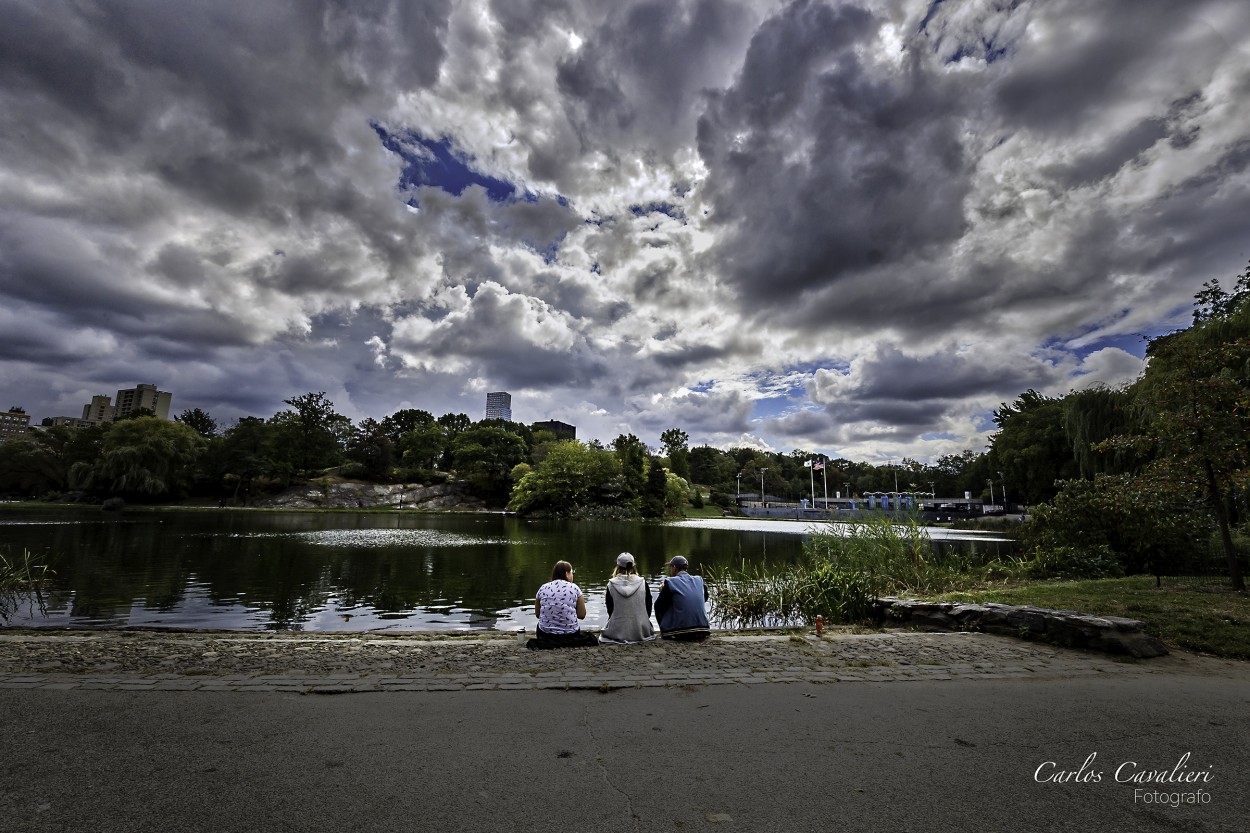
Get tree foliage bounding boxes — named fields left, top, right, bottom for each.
left=71, top=417, right=207, bottom=499
left=508, top=441, right=624, bottom=516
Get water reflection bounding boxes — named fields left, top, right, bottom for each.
left=0, top=509, right=1015, bottom=632
left=0, top=509, right=805, bottom=631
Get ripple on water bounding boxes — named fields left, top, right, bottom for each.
left=235, top=528, right=521, bottom=548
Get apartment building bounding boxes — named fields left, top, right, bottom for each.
left=0, top=407, right=31, bottom=443
left=79, top=384, right=173, bottom=424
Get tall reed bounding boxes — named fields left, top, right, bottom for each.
left=0, top=548, right=54, bottom=620
left=709, top=514, right=1025, bottom=628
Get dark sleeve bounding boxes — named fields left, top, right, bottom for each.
left=645, top=582, right=653, bottom=616
left=654, top=581, right=670, bottom=625
left=703, top=581, right=709, bottom=602
left=605, top=587, right=614, bottom=615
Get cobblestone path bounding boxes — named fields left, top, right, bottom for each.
left=2, top=628, right=1218, bottom=693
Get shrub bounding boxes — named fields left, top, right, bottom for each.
left=1024, top=545, right=1124, bottom=580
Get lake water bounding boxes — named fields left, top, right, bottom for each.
left=0, top=507, right=1016, bottom=632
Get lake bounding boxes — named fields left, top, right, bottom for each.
left=0, top=507, right=1016, bottom=632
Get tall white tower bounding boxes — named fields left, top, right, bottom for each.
left=485, top=391, right=512, bottom=421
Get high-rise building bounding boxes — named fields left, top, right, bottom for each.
left=81, top=395, right=114, bottom=425
left=79, top=383, right=173, bottom=424
left=0, top=407, right=30, bottom=443
left=485, top=391, right=512, bottom=421
left=115, top=383, right=172, bottom=420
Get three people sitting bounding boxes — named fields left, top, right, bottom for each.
left=528, top=553, right=708, bottom=649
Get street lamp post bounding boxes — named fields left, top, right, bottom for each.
left=998, top=471, right=1007, bottom=510
left=736, top=472, right=742, bottom=498
left=987, top=478, right=995, bottom=509
left=759, top=468, right=768, bottom=508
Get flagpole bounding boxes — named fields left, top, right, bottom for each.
left=806, top=460, right=815, bottom=509
left=821, top=463, right=828, bottom=515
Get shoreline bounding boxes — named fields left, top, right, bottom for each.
left=2, top=626, right=1246, bottom=694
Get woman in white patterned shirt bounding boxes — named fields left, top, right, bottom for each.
left=527, top=560, right=599, bottom=650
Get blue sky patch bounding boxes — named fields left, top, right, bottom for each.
left=629, top=202, right=685, bottom=221
left=372, top=122, right=520, bottom=204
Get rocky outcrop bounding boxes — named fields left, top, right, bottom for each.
left=873, top=597, right=1169, bottom=658
left=253, top=480, right=483, bottom=511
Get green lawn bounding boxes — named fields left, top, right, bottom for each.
left=933, top=577, right=1250, bottom=660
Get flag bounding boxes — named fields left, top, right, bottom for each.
left=803, top=460, right=812, bottom=468
left=813, top=461, right=824, bottom=472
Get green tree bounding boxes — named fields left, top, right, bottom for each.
left=689, top=445, right=735, bottom=488
left=508, top=441, right=623, bottom=516
left=437, top=412, right=471, bottom=469
left=346, top=417, right=394, bottom=481
left=219, top=417, right=284, bottom=499
left=397, top=422, right=446, bottom=471
left=0, top=439, right=60, bottom=496
left=612, top=434, right=649, bottom=500
left=270, top=392, right=350, bottom=476
left=71, top=417, right=207, bottom=499
left=641, top=458, right=669, bottom=518
left=1062, top=385, right=1141, bottom=478
left=174, top=408, right=219, bottom=438
left=1123, top=314, right=1250, bottom=590
left=660, top=428, right=691, bottom=481
left=451, top=425, right=527, bottom=503
left=1025, top=474, right=1206, bottom=576
left=988, top=389, right=1079, bottom=504
left=380, top=409, right=435, bottom=445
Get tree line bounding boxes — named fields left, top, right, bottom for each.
left=2, top=262, right=1247, bottom=587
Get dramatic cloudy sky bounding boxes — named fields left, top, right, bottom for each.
left=3, top=0, right=1249, bottom=461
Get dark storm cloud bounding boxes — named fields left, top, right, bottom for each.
left=990, top=0, right=1215, bottom=135
left=1043, top=118, right=1170, bottom=189
left=697, top=0, right=972, bottom=304
left=3, top=0, right=1249, bottom=459
left=556, top=0, right=758, bottom=154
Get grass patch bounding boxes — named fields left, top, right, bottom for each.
left=934, top=577, right=1250, bottom=660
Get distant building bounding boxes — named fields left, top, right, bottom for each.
left=532, top=420, right=576, bottom=441
left=0, top=407, right=30, bottom=443
left=42, top=416, right=93, bottom=428
left=79, top=383, right=173, bottom=424
left=115, top=383, right=172, bottom=420
left=81, top=395, right=113, bottom=425
left=485, top=391, right=512, bottom=421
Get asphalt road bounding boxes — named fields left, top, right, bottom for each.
left=2, top=672, right=1247, bottom=833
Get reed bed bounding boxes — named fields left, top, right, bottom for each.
left=708, top=515, right=1025, bottom=628
left=0, top=548, right=54, bottom=620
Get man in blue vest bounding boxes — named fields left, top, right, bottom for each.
left=654, top=555, right=710, bottom=641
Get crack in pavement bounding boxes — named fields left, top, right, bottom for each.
left=581, top=701, right=641, bottom=832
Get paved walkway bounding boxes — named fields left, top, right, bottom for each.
left=2, top=628, right=1236, bottom=693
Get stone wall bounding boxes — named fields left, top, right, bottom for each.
left=253, top=480, right=481, bottom=511
left=872, top=597, right=1169, bottom=658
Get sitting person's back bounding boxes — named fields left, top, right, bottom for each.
left=527, top=560, right=599, bottom=650
left=601, top=552, right=655, bottom=644
left=654, top=555, right=709, bottom=641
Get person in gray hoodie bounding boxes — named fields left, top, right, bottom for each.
left=600, top=552, right=655, bottom=644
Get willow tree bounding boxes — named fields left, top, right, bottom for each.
left=71, top=417, right=207, bottom=499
